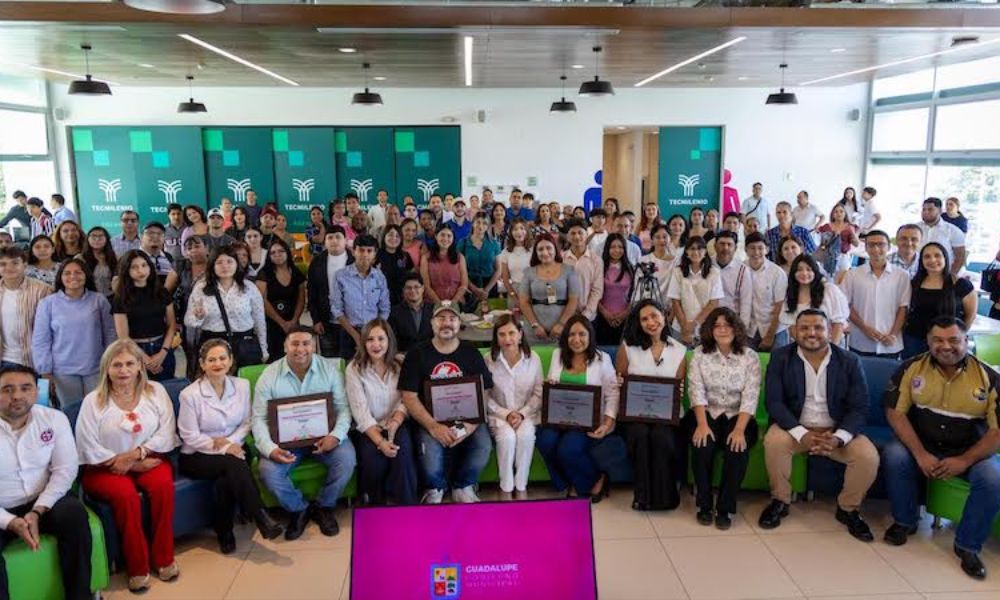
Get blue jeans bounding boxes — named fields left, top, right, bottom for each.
left=415, top=423, right=492, bottom=491
left=136, top=338, right=177, bottom=382
left=257, top=438, right=357, bottom=513
left=536, top=427, right=600, bottom=494
left=883, top=438, right=1000, bottom=553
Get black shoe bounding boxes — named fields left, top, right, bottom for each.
left=312, top=505, right=340, bottom=537
left=758, top=499, right=789, bottom=530
left=216, top=530, right=236, bottom=555
left=590, top=473, right=610, bottom=505
left=254, top=509, right=284, bottom=540
left=696, top=509, right=714, bottom=526
left=631, top=501, right=649, bottom=511
left=883, top=523, right=917, bottom=546
left=715, top=513, right=732, bottom=531
left=835, top=508, right=874, bottom=542
left=284, top=510, right=309, bottom=541
left=954, top=545, right=987, bottom=580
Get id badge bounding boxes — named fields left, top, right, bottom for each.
left=546, top=284, right=557, bottom=305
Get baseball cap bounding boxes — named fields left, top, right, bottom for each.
left=432, top=300, right=461, bottom=318
left=207, top=208, right=224, bottom=219
left=261, top=207, right=279, bottom=218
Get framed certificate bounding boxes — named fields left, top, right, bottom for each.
left=267, top=393, right=336, bottom=449
left=423, top=376, right=485, bottom=425
left=542, top=383, right=602, bottom=431
left=619, top=375, right=682, bottom=425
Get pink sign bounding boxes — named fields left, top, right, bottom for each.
left=351, top=498, right=596, bottom=599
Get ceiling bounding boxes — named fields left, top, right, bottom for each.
left=0, top=17, right=999, bottom=88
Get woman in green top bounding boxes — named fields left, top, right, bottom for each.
left=457, top=213, right=501, bottom=313
left=535, top=315, right=620, bottom=502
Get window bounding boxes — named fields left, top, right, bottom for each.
left=0, top=109, right=49, bottom=156
left=865, top=163, right=927, bottom=236
left=871, top=69, right=935, bottom=102
left=926, top=165, right=1000, bottom=264
left=935, top=55, right=1000, bottom=92
left=871, top=108, right=929, bottom=153
left=0, top=74, right=45, bottom=108
left=934, top=99, right=1000, bottom=151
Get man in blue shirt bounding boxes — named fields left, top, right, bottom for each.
left=765, top=201, right=817, bottom=260
left=49, top=194, right=77, bottom=226
left=446, top=198, right=472, bottom=242
left=252, top=326, right=357, bottom=540
left=329, top=234, right=390, bottom=360
left=505, top=189, right=534, bottom=222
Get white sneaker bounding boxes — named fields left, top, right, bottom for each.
left=451, top=485, right=480, bottom=504
left=421, top=489, right=445, bottom=504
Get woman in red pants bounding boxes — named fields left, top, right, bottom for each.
left=75, top=339, right=180, bottom=594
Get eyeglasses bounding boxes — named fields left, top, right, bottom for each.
left=122, top=218, right=138, bottom=223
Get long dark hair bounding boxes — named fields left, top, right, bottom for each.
left=839, top=187, right=858, bottom=214
left=699, top=306, right=749, bottom=354
left=81, top=226, right=119, bottom=274
left=429, top=226, right=459, bottom=264
left=490, top=314, right=532, bottom=361
left=113, top=250, right=170, bottom=310
left=666, top=214, right=689, bottom=247
left=786, top=254, right=826, bottom=314
left=256, top=237, right=294, bottom=280
left=27, top=235, right=54, bottom=266
left=529, top=233, right=563, bottom=267
left=352, top=318, right=400, bottom=375
left=203, top=245, right=248, bottom=296
left=380, top=224, right=404, bottom=254
left=913, top=241, right=957, bottom=317
left=602, top=233, right=635, bottom=290
left=52, top=221, right=84, bottom=261
left=622, top=299, right=673, bottom=350
left=776, top=236, right=804, bottom=267
left=53, top=257, right=96, bottom=294
left=183, top=204, right=207, bottom=227
left=505, top=217, right=533, bottom=252
left=558, top=314, right=598, bottom=369
left=679, top=236, right=712, bottom=278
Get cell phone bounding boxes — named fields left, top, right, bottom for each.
left=449, top=424, right=467, bottom=439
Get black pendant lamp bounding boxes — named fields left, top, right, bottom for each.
left=765, top=63, right=798, bottom=105
left=68, top=45, right=112, bottom=96
left=578, top=46, right=614, bottom=97
left=123, top=0, right=225, bottom=15
left=352, top=62, right=383, bottom=106
left=550, top=75, right=577, bottom=113
left=178, top=75, right=207, bottom=113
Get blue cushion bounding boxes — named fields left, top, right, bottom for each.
left=860, top=357, right=899, bottom=430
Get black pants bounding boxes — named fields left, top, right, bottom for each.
left=622, top=422, right=681, bottom=510
left=178, top=452, right=264, bottom=535
left=266, top=320, right=288, bottom=361
left=339, top=327, right=359, bottom=361
left=593, top=313, right=624, bottom=346
left=0, top=494, right=92, bottom=600
left=317, top=324, right=341, bottom=359
left=691, top=414, right=759, bottom=515
left=350, top=428, right=419, bottom=505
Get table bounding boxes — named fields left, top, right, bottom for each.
left=457, top=316, right=552, bottom=346
left=971, top=314, right=1000, bottom=337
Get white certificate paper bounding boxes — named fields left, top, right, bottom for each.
left=276, top=398, right=330, bottom=443
left=430, top=380, right=481, bottom=422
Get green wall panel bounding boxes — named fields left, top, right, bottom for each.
left=657, top=126, right=725, bottom=220
left=203, top=127, right=276, bottom=209
left=272, top=127, right=337, bottom=230
left=393, top=126, right=462, bottom=206
left=71, top=126, right=206, bottom=233
left=334, top=127, right=396, bottom=210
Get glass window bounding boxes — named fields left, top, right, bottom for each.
left=0, top=161, right=57, bottom=239
left=0, top=109, right=49, bottom=156
left=926, top=165, right=1000, bottom=264
left=871, top=108, right=929, bottom=153
left=0, top=74, right=46, bottom=108
left=872, top=69, right=935, bottom=101
left=935, top=55, right=1000, bottom=92
left=865, top=162, right=927, bottom=238
left=934, top=99, right=1000, bottom=151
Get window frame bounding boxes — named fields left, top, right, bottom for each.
left=0, top=100, right=53, bottom=162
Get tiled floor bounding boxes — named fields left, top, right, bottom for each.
left=99, top=488, right=1000, bottom=600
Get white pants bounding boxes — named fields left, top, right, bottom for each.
left=491, top=419, right=536, bottom=493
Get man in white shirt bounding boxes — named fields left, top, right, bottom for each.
left=840, top=230, right=911, bottom=358
left=759, top=310, right=879, bottom=542
left=887, top=224, right=922, bottom=279
left=0, top=247, right=51, bottom=369
left=586, top=208, right=610, bottom=258
left=917, top=197, right=966, bottom=275
left=857, top=187, right=882, bottom=234
left=792, top=190, right=823, bottom=232
left=367, top=189, right=390, bottom=231
left=562, top=219, right=603, bottom=322
left=0, top=364, right=92, bottom=600
left=744, top=232, right=789, bottom=350
left=714, top=232, right=753, bottom=328
left=743, top=182, right=772, bottom=230
left=708, top=211, right=746, bottom=262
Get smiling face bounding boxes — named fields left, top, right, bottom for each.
left=435, top=228, right=454, bottom=251
left=432, top=310, right=460, bottom=341
left=60, top=262, right=86, bottom=293
left=199, top=344, right=233, bottom=378
left=244, top=229, right=262, bottom=249
left=781, top=239, right=803, bottom=265
left=921, top=244, right=946, bottom=274
left=496, top=321, right=522, bottom=352
left=795, top=314, right=830, bottom=352
left=87, top=229, right=107, bottom=251
left=32, top=238, right=54, bottom=262
left=108, top=350, right=142, bottom=388
left=535, top=239, right=556, bottom=264
left=0, top=256, right=25, bottom=281
left=364, top=325, right=389, bottom=361
left=638, top=304, right=665, bottom=339
left=567, top=321, right=590, bottom=355
left=794, top=261, right=816, bottom=286
left=928, top=324, right=968, bottom=366
left=712, top=314, right=735, bottom=347
left=896, top=227, right=922, bottom=257
left=60, top=223, right=81, bottom=245
left=384, top=227, right=402, bottom=250
left=608, top=239, right=625, bottom=262
left=284, top=331, right=316, bottom=371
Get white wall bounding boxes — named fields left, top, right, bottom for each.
left=52, top=83, right=869, bottom=215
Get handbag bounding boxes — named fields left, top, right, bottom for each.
left=981, top=260, right=1000, bottom=296
left=212, top=290, right=264, bottom=367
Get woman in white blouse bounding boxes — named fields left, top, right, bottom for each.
left=75, top=339, right=180, bottom=594
left=484, top=315, right=543, bottom=500
left=780, top=254, right=849, bottom=345
left=536, top=315, right=619, bottom=502
left=498, top=218, right=533, bottom=307
left=345, top=318, right=418, bottom=505
left=177, top=339, right=283, bottom=554
left=688, top=307, right=761, bottom=530
left=616, top=299, right=687, bottom=512
left=666, top=236, right=724, bottom=347
left=185, top=245, right=268, bottom=369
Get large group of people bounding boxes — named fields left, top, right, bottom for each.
left=1, top=182, right=999, bottom=598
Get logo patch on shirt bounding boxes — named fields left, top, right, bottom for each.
left=39, top=428, right=54, bottom=444
left=911, top=376, right=925, bottom=393
left=974, top=387, right=987, bottom=403
left=431, top=362, right=463, bottom=380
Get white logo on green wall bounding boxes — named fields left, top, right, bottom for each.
left=99, top=178, right=122, bottom=203
left=292, top=178, right=315, bottom=202
left=350, top=179, right=373, bottom=204
left=678, top=174, right=701, bottom=197
left=227, top=178, right=252, bottom=203
left=417, top=178, right=440, bottom=203
left=157, top=180, right=183, bottom=203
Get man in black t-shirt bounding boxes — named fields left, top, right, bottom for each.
left=399, top=300, right=493, bottom=504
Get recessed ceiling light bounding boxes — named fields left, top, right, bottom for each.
left=635, top=37, right=746, bottom=87
left=138, top=63, right=155, bottom=68
left=373, top=76, right=386, bottom=81
left=339, top=47, right=357, bottom=54
left=571, top=64, right=585, bottom=69
left=464, top=35, right=473, bottom=87
left=616, top=126, right=627, bottom=130
left=738, top=76, right=749, bottom=81
left=178, top=33, right=299, bottom=86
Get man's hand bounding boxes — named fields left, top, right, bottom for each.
left=313, top=435, right=340, bottom=454
left=915, top=450, right=942, bottom=478
left=268, top=448, right=297, bottom=464
left=760, top=334, right=774, bottom=351
left=430, top=423, right=458, bottom=447
left=451, top=423, right=478, bottom=446
left=808, top=431, right=840, bottom=456
left=931, top=456, right=968, bottom=479
left=8, top=516, right=40, bottom=551
left=313, top=322, right=326, bottom=335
